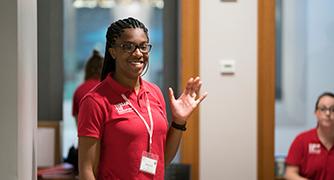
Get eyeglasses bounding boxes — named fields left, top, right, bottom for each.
left=114, top=43, right=152, bottom=54
left=317, top=106, right=334, bottom=114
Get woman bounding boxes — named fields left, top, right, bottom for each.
left=285, top=92, right=334, bottom=180
left=72, top=50, right=103, bottom=123
left=67, top=50, right=103, bottom=173
left=78, top=17, right=207, bottom=180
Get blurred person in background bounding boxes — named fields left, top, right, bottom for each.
left=72, top=50, right=104, bottom=123
left=285, top=92, right=334, bottom=180
left=65, top=50, right=103, bottom=174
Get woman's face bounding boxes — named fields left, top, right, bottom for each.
left=110, top=28, right=149, bottom=80
left=315, top=96, right=334, bottom=129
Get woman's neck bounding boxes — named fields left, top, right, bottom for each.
left=317, top=127, right=334, bottom=150
left=113, top=73, right=141, bottom=94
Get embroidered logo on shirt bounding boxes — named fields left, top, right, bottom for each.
left=308, top=143, right=321, bottom=154
left=114, top=101, right=133, bottom=115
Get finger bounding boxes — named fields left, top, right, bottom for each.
left=188, top=77, right=200, bottom=98
left=193, top=80, right=202, bottom=96
left=190, top=77, right=199, bottom=94
left=189, top=77, right=199, bottom=96
left=193, top=76, right=200, bottom=84
left=184, top=77, right=194, bottom=95
left=195, top=91, right=208, bottom=105
left=168, top=87, right=176, bottom=103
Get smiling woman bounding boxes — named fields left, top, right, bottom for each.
left=61, top=1, right=167, bottom=160
left=108, top=28, right=151, bottom=81
left=77, top=17, right=207, bottom=180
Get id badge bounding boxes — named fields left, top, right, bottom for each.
left=139, top=151, right=159, bottom=175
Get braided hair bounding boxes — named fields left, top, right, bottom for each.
left=101, top=17, right=149, bottom=81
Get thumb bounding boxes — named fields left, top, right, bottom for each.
left=168, top=87, right=175, bottom=103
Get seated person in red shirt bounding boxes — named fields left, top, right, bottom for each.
left=285, top=92, right=334, bottom=180
left=72, top=50, right=103, bottom=123
left=78, top=17, right=208, bottom=180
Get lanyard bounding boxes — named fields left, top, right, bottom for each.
left=121, top=93, right=154, bottom=152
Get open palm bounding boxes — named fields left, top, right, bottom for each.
left=168, top=77, right=208, bottom=123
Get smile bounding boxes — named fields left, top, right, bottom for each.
left=128, top=60, right=145, bottom=65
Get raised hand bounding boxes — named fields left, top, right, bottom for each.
left=168, top=77, right=208, bottom=124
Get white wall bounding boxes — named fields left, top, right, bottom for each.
left=0, top=1, right=19, bottom=178
left=0, top=0, right=37, bottom=179
left=199, top=1, right=257, bottom=179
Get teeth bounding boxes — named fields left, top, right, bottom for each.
left=130, top=61, right=143, bottom=65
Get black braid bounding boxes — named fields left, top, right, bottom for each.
left=101, top=17, right=149, bottom=81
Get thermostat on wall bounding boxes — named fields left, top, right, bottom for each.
left=220, top=59, right=236, bottom=75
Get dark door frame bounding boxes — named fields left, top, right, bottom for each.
left=257, top=0, right=276, bottom=179
left=180, top=0, right=200, bottom=180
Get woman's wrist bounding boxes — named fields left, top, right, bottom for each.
left=172, top=117, right=186, bottom=125
left=171, top=121, right=187, bottom=131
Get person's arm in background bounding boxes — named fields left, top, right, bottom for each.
left=79, top=136, right=100, bottom=180
left=285, top=165, right=309, bottom=180
left=74, top=115, right=78, bottom=126
left=164, top=77, right=207, bottom=165
left=72, top=89, right=79, bottom=126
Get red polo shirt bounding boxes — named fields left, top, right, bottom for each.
left=72, top=79, right=100, bottom=116
left=286, top=128, right=334, bottom=180
left=78, top=74, right=168, bottom=180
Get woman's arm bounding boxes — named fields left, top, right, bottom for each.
left=79, top=136, right=101, bottom=180
left=164, top=77, right=207, bottom=165
left=164, top=121, right=184, bottom=165
left=285, top=165, right=309, bottom=180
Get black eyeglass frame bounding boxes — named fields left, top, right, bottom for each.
left=113, top=43, right=152, bottom=54
left=317, top=106, right=334, bottom=114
